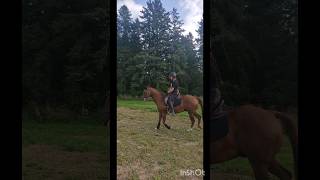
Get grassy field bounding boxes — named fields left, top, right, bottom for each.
left=22, top=99, right=295, bottom=180
left=117, top=99, right=296, bottom=180
left=117, top=99, right=203, bottom=179
left=22, top=120, right=108, bottom=180
left=117, top=99, right=191, bottom=118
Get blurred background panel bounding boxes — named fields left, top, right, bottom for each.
left=22, top=0, right=110, bottom=179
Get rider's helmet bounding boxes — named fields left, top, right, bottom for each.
left=169, top=72, right=176, bottom=78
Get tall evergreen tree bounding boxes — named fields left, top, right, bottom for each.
left=211, top=0, right=297, bottom=108
left=23, top=0, right=109, bottom=120
left=130, top=18, right=142, bottom=54
left=140, top=0, right=171, bottom=59
left=169, top=8, right=184, bottom=72
left=117, top=5, right=132, bottom=47
left=170, top=8, right=184, bottom=45
left=196, top=18, right=203, bottom=62
left=116, top=1, right=203, bottom=96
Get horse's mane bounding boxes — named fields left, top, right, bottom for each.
left=160, top=91, right=166, bottom=98
left=148, top=87, right=166, bottom=99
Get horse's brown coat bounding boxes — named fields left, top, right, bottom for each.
left=211, top=105, right=298, bottom=180
left=143, top=86, right=203, bottom=129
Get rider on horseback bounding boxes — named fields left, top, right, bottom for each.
left=167, top=72, right=179, bottom=115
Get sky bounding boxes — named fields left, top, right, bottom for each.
left=117, top=0, right=203, bottom=39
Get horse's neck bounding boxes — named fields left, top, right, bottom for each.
left=150, top=88, right=165, bottom=106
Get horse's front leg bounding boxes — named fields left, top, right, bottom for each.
left=162, top=113, right=171, bottom=129
left=187, top=111, right=195, bottom=131
left=156, top=112, right=162, bottom=129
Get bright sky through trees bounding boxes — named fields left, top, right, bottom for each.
left=117, top=0, right=203, bottom=39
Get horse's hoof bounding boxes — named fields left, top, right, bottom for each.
left=164, top=125, right=171, bottom=129
left=187, top=128, right=193, bottom=132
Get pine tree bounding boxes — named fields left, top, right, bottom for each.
left=23, top=0, right=108, bottom=118
left=140, top=0, right=171, bottom=59
left=115, top=1, right=204, bottom=97
left=168, top=8, right=184, bottom=72
left=118, top=5, right=132, bottom=47
left=196, top=18, right=203, bottom=62
left=170, top=8, right=184, bottom=45
left=130, top=18, right=142, bottom=54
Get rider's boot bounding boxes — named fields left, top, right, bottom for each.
left=170, top=101, right=175, bottom=116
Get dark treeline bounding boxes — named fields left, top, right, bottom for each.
left=22, top=0, right=297, bottom=121
left=117, top=0, right=203, bottom=97
left=211, top=0, right=298, bottom=110
left=22, top=0, right=110, bottom=121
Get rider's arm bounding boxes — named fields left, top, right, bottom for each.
left=168, top=82, right=173, bottom=93
left=172, top=80, right=178, bottom=93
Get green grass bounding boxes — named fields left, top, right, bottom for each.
left=117, top=98, right=201, bottom=118
left=117, top=99, right=157, bottom=112
left=22, top=120, right=108, bottom=180
left=118, top=99, right=296, bottom=179
left=22, top=121, right=107, bottom=153
left=117, top=101, right=203, bottom=179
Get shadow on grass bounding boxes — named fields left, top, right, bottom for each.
left=22, top=120, right=108, bottom=180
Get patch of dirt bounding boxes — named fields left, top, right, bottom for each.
left=22, top=144, right=107, bottom=180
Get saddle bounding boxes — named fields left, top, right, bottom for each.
left=210, top=96, right=229, bottom=142
left=210, top=112, right=229, bottom=142
left=165, top=95, right=182, bottom=107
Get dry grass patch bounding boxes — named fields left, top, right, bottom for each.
left=117, top=107, right=203, bottom=179
left=22, top=144, right=107, bottom=180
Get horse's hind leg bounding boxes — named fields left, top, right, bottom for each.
left=162, top=114, right=171, bottom=129
left=156, top=113, right=162, bottom=129
left=188, top=111, right=195, bottom=130
left=269, top=160, right=292, bottom=180
left=194, top=112, right=202, bottom=129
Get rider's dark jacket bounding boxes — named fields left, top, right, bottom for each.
left=169, top=79, right=179, bottom=96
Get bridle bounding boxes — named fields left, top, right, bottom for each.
left=143, top=89, right=151, bottom=101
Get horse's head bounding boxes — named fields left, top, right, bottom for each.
left=143, top=87, right=151, bottom=101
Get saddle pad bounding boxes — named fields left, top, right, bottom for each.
left=210, top=112, right=229, bottom=142
left=173, top=97, right=182, bottom=107
left=165, top=96, right=182, bottom=107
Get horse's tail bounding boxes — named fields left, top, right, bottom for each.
left=196, top=96, right=203, bottom=113
left=274, top=112, right=298, bottom=179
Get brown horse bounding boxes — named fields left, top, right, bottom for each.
left=143, top=86, right=203, bottom=130
left=210, top=105, right=298, bottom=180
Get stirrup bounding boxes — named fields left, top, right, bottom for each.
left=170, top=108, right=175, bottom=116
